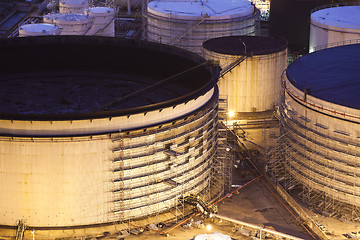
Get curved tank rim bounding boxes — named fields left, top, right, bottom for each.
left=203, top=35, right=288, bottom=56
left=0, top=36, right=219, bottom=121
left=147, top=0, right=256, bottom=21
left=286, top=43, right=360, bottom=110
left=311, top=5, right=360, bottom=30
left=20, top=23, right=59, bottom=32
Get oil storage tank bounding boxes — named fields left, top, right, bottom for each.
left=202, top=36, right=287, bottom=151
left=203, top=36, right=288, bottom=114
left=19, top=23, right=60, bottom=37
left=280, top=44, right=360, bottom=220
left=84, top=7, right=115, bottom=36
left=59, top=0, right=89, bottom=14
left=309, top=3, right=360, bottom=52
left=0, top=36, right=219, bottom=227
left=146, top=0, right=260, bottom=55
left=43, top=13, right=92, bottom=35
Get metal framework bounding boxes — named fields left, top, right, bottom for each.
left=216, top=96, right=234, bottom=194
left=265, top=104, right=360, bottom=222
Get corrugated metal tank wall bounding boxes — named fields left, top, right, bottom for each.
left=0, top=90, right=218, bottom=226
left=309, top=4, right=360, bottom=52
left=203, top=46, right=287, bottom=113
left=281, top=79, right=360, bottom=206
left=145, top=0, right=260, bottom=55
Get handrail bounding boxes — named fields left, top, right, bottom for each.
left=282, top=72, right=360, bottom=120
left=313, top=39, right=360, bottom=52
left=310, top=1, right=359, bottom=15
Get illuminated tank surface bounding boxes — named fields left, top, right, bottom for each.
left=0, top=36, right=219, bottom=227
left=286, top=43, right=360, bottom=109
left=279, top=43, right=360, bottom=220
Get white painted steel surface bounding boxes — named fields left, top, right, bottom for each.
left=0, top=88, right=218, bottom=226
left=0, top=88, right=214, bottom=136
left=43, top=13, right=92, bottom=35
left=309, top=5, right=360, bottom=52
left=146, top=0, right=260, bottom=55
left=59, top=0, right=89, bottom=14
left=85, top=7, right=115, bottom=36
left=281, top=68, right=360, bottom=209
left=19, top=23, right=60, bottom=37
left=203, top=49, right=287, bottom=113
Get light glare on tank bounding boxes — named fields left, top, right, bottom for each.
left=206, top=224, right=212, bottom=231
left=228, top=111, right=235, bottom=117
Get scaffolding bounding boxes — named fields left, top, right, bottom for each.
left=107, top=95, right=220, bottom=234
left=265, top=102, right=360, bottom=222
left=215, top=96, right=234, bottom=194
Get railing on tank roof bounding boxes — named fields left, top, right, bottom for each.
left=281, top=71, right=360, bottom=121
left=310, top=2, right=360, bottom=30
left=313, top=39, right=360, bottom=52
left=310, top=1, right=359, bottom=14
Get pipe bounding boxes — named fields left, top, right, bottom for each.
left=129, top=221, right=167, bottom=235
left=164, top=176, right=261, bottom=235
left=209, top=175, right=262, bottom=207
left=243, top=156, right=317, bottom=239
left=213, top=214, right=305, bottom=240
left=127, top=0, right=131, bottom=15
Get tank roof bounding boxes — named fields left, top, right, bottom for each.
left=0, top=36, right=218, bottom=120
left=85, top=7, right=114, bottom=14
left=147, top=0, right=255, bottom=21
left=20, top=23, right=59, bottom=32
left=202, top=36, right=288, bottom=56
left=311, top=6, right=360, bottom=30
left=44, top=13, right=90, bottom=22
left=286, top=44, right=360, bottom=109
left=60, top=0, right=88, bottom=5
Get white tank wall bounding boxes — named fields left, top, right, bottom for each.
left=309, top=6, right=360, bottom=52
left=43, top=13, right=92, bottom=35
left=85, top=7, right=115, bottom=37
left=0, top=88, right=218, bottom=226
left=281, top=75, right=360, bottom=207
left=19, top=23, right=60, bottom=37
left=146, top=0, right=260, bottom=55
left=0, top=88, right=214, bottom=136
left=0, top=136, right=113, bottom=226
left=59, top=0, right=89, bottom=14
left=203, top=49, right=287, bottom=113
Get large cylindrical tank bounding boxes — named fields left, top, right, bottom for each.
left=309, top=4, right=360, bottom=52
left=0, top=36, right=219, bottom=229
left=280, top=44, right=360, bottom=220
left=203, top=36, right=288, bottom=113
left=43, top=13, right=92, bottom=35
left=146, top=0, right=260, bottom=55
left=59, top=0, right=89, bottom=14
left=84, top=7, right=115, bottom=36
left=19, top=23, right=60, bottom=37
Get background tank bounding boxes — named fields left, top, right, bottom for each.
left=309, top=4, right=360, bottom=52
left=59, top=0, right=89, bottom=14
left=145, top=0, right=260, bottom=55
left=278, top=43, right=360, bottom=220
left=0, top=36, right=219, bottom=228
left=43, top=13, right=92, bottom=35
left=19, top=23, right=60, bottom=37
left=84, top=7, right=115, bottom=36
